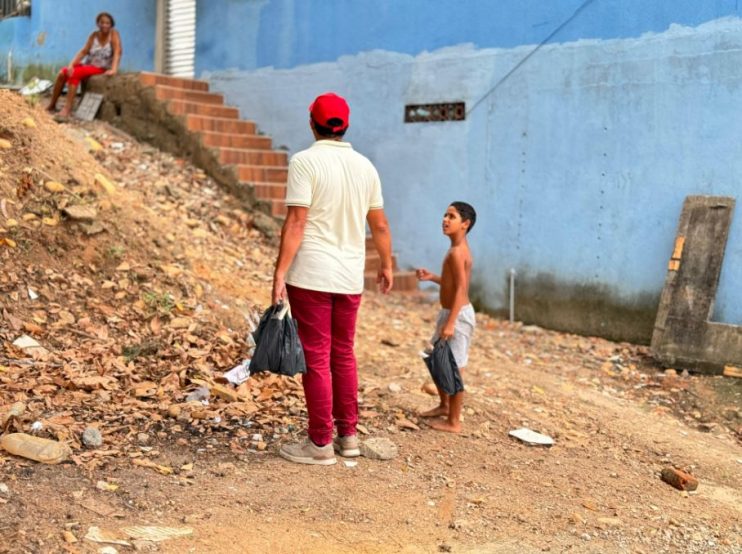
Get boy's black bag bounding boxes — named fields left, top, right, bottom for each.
left=248, top=303, right=306, bottom=377
left=424, top=339, right=464, bottom=396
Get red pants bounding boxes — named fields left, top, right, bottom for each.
left=60, top=64, right=106, bottom=86
left=287, top=284, right=362, bottom=446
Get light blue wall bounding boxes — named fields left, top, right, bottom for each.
left=205, top=15, right=742, bottom=330
left=195, top=0, right=742, bottom=71
left=0, top=0, right=155, bottom=78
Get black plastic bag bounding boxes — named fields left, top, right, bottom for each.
left=248, top=303, right=306, bottom=377
left=424, top=340, right=464, bottom=396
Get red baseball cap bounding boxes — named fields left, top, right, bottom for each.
left=309, top=92, right=350, bottom=132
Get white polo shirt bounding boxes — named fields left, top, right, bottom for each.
left=285, top=140, right=384, bottom=294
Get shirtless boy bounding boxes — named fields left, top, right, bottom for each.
left=417, top=201, right=476, bottom=433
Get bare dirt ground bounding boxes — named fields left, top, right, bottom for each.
left=0, top=92, right=740, bottom=553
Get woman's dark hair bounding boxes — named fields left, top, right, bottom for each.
left=96, top=12, right=115, bottom=27
left=450, top=201, right=477, bottom=233
left=312, top=117, right=347, bottom=138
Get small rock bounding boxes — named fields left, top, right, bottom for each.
left=360, top=437, right=398, bottom=460
left=95, top=173, right=117, bottom=194
left=137, top=433, right=151, bottom=445
left=99, top=547, right=119, bottom=554
left=388, top=383, right=402, bottom=393
left=0, top=139, right=11, bottom=149
left=661, top=467, right=699, bottom=491
left=63, top=205, right=98, bottom=222
left=21, top=117, right=36, bottom=128
left=62, top=530, right=78, bottom=543
left=581, top=533, right=592, bottom=541
left=664, top=368, right=677, bottom=378
left=82, top=427, right=103, bottom=448
left=45, top=181, right=66, bottom=193
left=169, top=317, right=192, bottom=329
left=597, top=517, right=622, bottom=527
left=0, top=483, right=9, bottom=495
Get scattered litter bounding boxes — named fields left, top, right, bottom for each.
left=388, top=383, right=402, bottom=393
left=660, top=467, right=699, bottom=491
left=508, top=427, right=554, bottom=446
left=11, top=334, right=49, bottom=356
left=0, top=433, right=71, bottom=464
left=121, top=526, right=193, bottom=542
left=224, top=359, right=251, bottom=385
left=30, top=421, right=43, bottom=432
left=96, top=481, right=119, bottom=492
left=19, top=77, right=53, bottom=96
left=84, top=526, right=131, bottom=546
left=98, top=547, right=119, bottom=554
left=0, top=483, right=9, bottom=495
left=185, top=387, right=210, bottom=403
left=27, top=288, right=38, bottom=300
left=132, top=458, right=173, bottom=475
left=343, top=460, right=358, bottom=468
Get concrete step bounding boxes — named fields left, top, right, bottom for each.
left=186, top=115, right=256, bottom=134
left=139, top=72, right=209, bottom=91
left=364, top=270, right=418, bottom=292
left=155, top=85, right=224, bottom=105
left=167, top=99, right=239, bottom=119
left=250, top=182, right=287, bottom=200
left=218, top=148, right=288, bottom=166
left=365, top=253, right=398, bottom=272
left=200, top=132, right=272, bottom=149
left=235, top=164, right=288, bottom=183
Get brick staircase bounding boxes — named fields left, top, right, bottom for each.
left=137, top=71, right=417, bottom=292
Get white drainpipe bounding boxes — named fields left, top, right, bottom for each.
left=509, top=268, right=516, bottom=323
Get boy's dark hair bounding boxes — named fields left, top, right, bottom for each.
left=450, top=201, right=476, bottom=233
left=312, top=117, right=347, bottom=138
left=96, top=12, right=115, bottom=27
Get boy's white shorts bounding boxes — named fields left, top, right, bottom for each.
left=431, top=304, right=476, bottom=368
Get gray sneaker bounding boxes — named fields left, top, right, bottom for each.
left=279, top=438, right=337, bottom=465
left=333, top=434, right=360, bottom=457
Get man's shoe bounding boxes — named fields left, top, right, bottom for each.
left=279, top=438, right=337, bottom=465
left=333, top=434, right=360, bottom=457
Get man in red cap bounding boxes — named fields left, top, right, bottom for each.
left=272, top=92, right=393, bottom=465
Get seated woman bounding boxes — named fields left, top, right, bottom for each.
left=46, top=12, right=122, bottom=119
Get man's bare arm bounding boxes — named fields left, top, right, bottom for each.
left=367, top=208, right=393, bottom=294
left=272, top=206, right=308, bottom=303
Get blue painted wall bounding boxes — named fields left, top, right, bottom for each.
left=195, top=0, right=742, bottom=71
left=0, top=0, right=154, bottom=79
left=202, top=5, right=742, bottom=337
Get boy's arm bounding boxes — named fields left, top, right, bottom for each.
left=416, top=268, right=441, bottom=284
left=440, top=250, right=468, bottom=340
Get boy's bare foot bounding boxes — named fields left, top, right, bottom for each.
left=420, top=405, right=448, bottom=418
left=430, top=418, right=462, bottom=433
